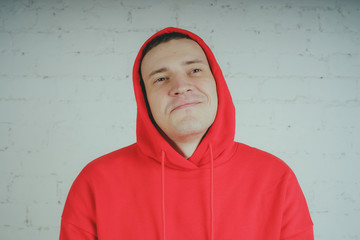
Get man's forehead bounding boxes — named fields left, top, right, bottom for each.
left=141, top=38, right=209, bottom=74
left=144, top=38, right=203, bottom=58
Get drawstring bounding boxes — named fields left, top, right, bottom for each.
left=209, top=144, right=214, bottom=240
left=161, top=150, right=166, bottom=240
left=160, top=145, right=215, bottom=240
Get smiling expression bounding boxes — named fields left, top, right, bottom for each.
left=140, top=38, right=218, bottom=143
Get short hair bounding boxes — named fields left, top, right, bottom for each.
left=141, top=32, right=191, bottom=61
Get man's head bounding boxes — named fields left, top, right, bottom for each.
left=140, top=33, right=218, bottom=146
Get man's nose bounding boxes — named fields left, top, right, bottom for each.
left=169, top=74, right=193, bottom=96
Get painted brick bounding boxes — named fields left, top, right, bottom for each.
left=0, top=203, right=27, bottom=226
left=8, top=175, right=57, bottom=204
left=308, top=77, right=358, bottom=102
left=1, top=1, right=360, bottom=240
left=28, top=203, right=63, bottom=227
left=0, top=32, right=12, bottom=52
left=129, top=5, right=177, bottom=29
left=328, top=53, right=360, bottom=77
left=1, top=3, right=38, bottom=31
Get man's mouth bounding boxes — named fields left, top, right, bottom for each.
left=170, top=100, right=202, bottom=112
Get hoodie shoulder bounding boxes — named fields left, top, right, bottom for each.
left=233, top=142, right=295, bottom=187
left=78, top=143, right=140, bottom=179
left=236, top=142, right=291, bottom=170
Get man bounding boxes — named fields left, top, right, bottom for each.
left=60, top=27, right=313, bottom=239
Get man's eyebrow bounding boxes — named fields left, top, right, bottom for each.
left=183, top=59, right=206, bottom=65
left=148, top=67, right=168, bottom=79
left=147, top=59, right=206, bottom=79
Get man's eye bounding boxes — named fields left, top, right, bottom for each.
left=191, top=69, right=201, bottom=74
left=155, top=77, right=166, bottom=83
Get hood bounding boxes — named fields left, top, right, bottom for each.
left=132, top=27, right=236, bottom=170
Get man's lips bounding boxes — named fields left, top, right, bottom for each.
left=170, top=100, right=202, bottom=112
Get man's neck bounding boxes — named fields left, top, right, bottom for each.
left=159, top=131, right=203, bottom=159
left=173, top=140, right=201, bottom=159
left=170, top=132, right=207, bottom=159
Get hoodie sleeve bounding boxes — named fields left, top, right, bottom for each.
left=280, top=170, right=314, bottom=240
left=59, top=167, right=98, bottom=240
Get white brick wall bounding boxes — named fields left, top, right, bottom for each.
left=1, top=0, right=359, bottom=239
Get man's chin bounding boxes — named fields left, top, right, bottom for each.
left=170, top=119, right=208, bottom=138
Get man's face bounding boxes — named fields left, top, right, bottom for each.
left=141, top=38, right=218, bottom=143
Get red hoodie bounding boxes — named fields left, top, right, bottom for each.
left=60, top=27, right=313, bottom=240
